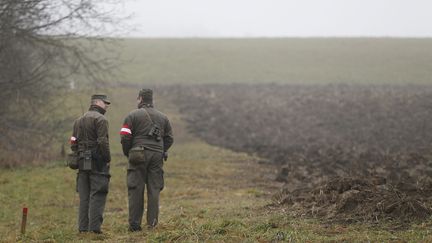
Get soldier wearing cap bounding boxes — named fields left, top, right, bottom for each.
left=70, top=94, right=111, bottom=234
left=120, top=89, right=173, bottom=231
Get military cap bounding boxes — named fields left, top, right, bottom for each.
left=139, top=89, right=153, bottom=104
left=91, top=94, right=111, bottom=104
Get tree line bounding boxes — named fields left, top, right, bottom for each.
left=0, top=0, right=124, bottom=166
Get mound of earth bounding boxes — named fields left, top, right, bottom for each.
left=273, top=176, right=432, bottom=223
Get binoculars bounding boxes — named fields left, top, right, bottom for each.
left=148, top=125, right=162, bottom=142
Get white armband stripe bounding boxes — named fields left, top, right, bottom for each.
left=120, top=127, right=132, bottom=134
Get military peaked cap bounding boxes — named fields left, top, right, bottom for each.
left=91, top=94, right=111, bottom=104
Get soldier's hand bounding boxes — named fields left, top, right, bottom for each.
left=163, top=152, right=168, bottom=161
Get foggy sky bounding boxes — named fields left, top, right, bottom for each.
left=117, top=0, right=432, bottom=37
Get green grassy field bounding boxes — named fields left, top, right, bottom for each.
left=1, top=87, right=432, bottom=242
left=2, top=38, right=432, bottom=241
left=114, top=38, right=432, bottom=85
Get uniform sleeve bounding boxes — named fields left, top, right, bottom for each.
left=163, top=119, right=174, bottom=152
left=120, top=115, right=133, bottom=157
left=70, top=119, right=79, bottom=152
left=96, top=117, right=111, bottom=162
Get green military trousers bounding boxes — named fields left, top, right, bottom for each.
left=127, top=150, right=164, bottom=229
left=77, top=171, right=110, bottom=232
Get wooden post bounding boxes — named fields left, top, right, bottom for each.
left=21, top=207, right=28, bottom=234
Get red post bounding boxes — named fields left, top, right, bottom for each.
left=21, top=207, right=28, bottom=234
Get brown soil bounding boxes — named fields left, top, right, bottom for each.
left=166, top=83, right=432, bottom=224
left=273, top=176, right=432, bottom=223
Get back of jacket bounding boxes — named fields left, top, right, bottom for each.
left=70, top=106, right=111, bottom=172
left=120, top=106, right=173, bottom=155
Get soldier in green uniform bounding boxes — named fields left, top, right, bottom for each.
left=70, top=94, right=111, bottom=234
left=120, top=89, right=173, bottom=231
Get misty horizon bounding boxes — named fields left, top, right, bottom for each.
left=114, top=0, right=432, bottom=38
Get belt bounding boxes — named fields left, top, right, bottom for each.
left=136, top=145, right=163, bottom=153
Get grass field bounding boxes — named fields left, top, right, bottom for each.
left=2, top=38, right=432, bottom=241
left=1, top=87, right=432, bottom=242
left=114, top=38, right=432, bottom=85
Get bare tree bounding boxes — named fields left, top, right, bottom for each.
left=0, top=0, right=126, bottom=167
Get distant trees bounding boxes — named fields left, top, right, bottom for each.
left=0, top=0, right=124, bottom=166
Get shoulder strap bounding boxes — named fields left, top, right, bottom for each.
left=77, top=113, right=92, bottom=149
left=141, top=107, right=156, bottom=125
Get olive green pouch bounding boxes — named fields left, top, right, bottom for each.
left=67, top=152, right=79, bottom=170
left=80, top=150, right=92, bottom=171
left=128, top=147, right=146, bottom=164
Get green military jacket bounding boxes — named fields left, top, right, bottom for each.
left=120, top=103, right=173, bottom=156
left=71, top=105, right=111, bottom=171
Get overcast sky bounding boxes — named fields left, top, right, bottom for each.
left=116, top=0, right=432, bottom=37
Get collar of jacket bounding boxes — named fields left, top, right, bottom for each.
left=138, top=102, right=153, bottom=109
left=89, top=105, right=106, bottom=115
